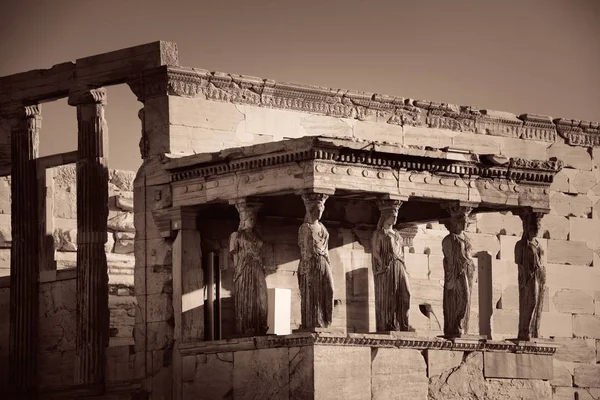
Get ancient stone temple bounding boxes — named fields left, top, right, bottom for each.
left=0, top=41, right=599, bottom=399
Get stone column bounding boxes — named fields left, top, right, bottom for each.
left=372, top=200, right=412, bottom=332
left=515, top=210, right=546, bottom=341
left=441, top=204, right=475, bottom=338
left=69, top=88, right=110, bottom=386
left=298, top=192, right=334, bottom=330
left=8, top=104, right=41, bottom=396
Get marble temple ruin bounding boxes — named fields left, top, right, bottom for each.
left=0, top=41, right=599, bottom=399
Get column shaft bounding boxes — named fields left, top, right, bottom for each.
left=71, top=89, right=110, bottom=385
left=8, top=105, right=41, bottom=395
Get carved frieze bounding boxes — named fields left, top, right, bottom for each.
left=554, top=118, right=600, bottom=147
left=124, top=66, right=600, bottom=147
left=518, top=114, right=557, bottom=142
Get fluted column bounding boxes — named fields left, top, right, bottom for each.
left=69, top=88, right=109, bottom=386
left=8, top=104, right=41, bottom=396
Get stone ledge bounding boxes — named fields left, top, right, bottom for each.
left=178, top=332, right=558, bottom=357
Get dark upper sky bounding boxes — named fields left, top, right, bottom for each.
left=1, top=0, right=599, bottom=171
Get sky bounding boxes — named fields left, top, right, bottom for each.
left=1, top=0, right=599, bottom=171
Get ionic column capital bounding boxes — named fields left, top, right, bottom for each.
left=68, top=87, right=107, bottom=106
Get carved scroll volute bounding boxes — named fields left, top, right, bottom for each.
left=441, top=203, right=476, bottom=338
left=515, top=210, right=546, bottom=341
left=298, top=193, right=334, bottom=330
left=372, top=199, right=413, bottom=332
left=229, top=198, right=268, bottom=336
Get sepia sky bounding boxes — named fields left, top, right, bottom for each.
left=1, top=0, right=599, bottom=171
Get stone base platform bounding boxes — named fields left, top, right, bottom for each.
left=178, top=332, right=558, bottom=400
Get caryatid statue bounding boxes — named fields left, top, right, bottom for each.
left=442, top=204, right=475, bottom=338
left=298, top=193, right=334, bottom=330
left=229, top=199, right=268, bottom=336
left=371, top=199, right=413, bottom=332
left=515, top=211, right=546, bottom=341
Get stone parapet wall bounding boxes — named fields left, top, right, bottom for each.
left=179, top=332, right=557, bottom=400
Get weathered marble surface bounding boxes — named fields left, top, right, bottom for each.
left=298, top=193, right=334, bottom=330
left=372, top=199, right=412, bottom=332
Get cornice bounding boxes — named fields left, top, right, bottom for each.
left=178, top=333, right=557, bottom=357
left=136, top=66, right=600, bottom=147
left=167, top=137, right=562, bottom=185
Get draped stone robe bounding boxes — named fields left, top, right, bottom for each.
left=442, top=232, right=475, bottom=337
left=230, top=229, right=268, bottom=335
left=298, top=222, right=334, bottom=329
left=515, top=238, right=546, bottom=340
left=372, top=228, right=411, bottom=331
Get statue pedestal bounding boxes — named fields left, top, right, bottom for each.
left=177, top=332, right=558, bottom=400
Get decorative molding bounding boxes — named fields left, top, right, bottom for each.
left=154, top=66, right=600, bottom=146
left=168, top=138, right=563, bottom=185
left=151, top=206, right=199, bottom=237
left=554, top=118, right=600, bottom=147
left=178, top=333, right=557, bottom=357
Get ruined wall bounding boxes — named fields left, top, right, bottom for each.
left=0, top=165, right=137, bottom=391
left=156, top=90, right=600, bottom=398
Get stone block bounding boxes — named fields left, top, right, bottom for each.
left=183, top=352, right=233, bottom=400
left=547, top=239, right=593, bottom=265
left=554, top=387, right=600, bottom=400
left=550, top=192, right=592, bottom=218
left=553, top=289, right=595, bottom=314
left=170, top=96, right=244, bottom=132
left=465, top=233, right=499, bottom=257
left=426, top=349, right=464, bottom=377
left=351, top=120, right=403, bottom=144
left=574, top=364, right=600, bottom=388
left=570, top=265, right=600, bottom=292
left=573, top=315, right=600, bottom=338
left=548, top=143, right=592, bottom=171
left=499, top=137, right=549, bottom=160
left=452, top=132, right=501, bottom=155
left=314, top=345, right=371, bottom=400
left=539, top=312, right=573, bottom=338
left=492, top=309, right=519, bottom=336
left=551, top=170, right=570, bottom=193
left=371, top=348, right=428, bottom=400
left=571, top=170, right=597, bottom=194
left=267, top=288, right=291, bottom=335
left=289, top=346, right=314, bottom=400
left=476, top=212, right=522, bottom=236
left=539, top=214, right=569, bottom=240
left=499, top=235, right=519, bottom=262
left=403, top=126, right=455, bottom=149
left=144, top=293, right=173, bottom=323
left=405, top=253, right=430, bottom=280
left=483, top=352, right=552, bottom=379
left=108, top=212, right=135, bottom=232
left=569, top=217, right=600, bottom=250
left=552, top=338, right=597, bottom=363
left=551, top=360, right=573, bottom=387
left=233, top=347, right=289, bottom=400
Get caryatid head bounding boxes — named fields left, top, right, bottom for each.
left=302, top=193, right=328, bottom=222
left=376, top=200, right=402, bottom=230
left=522, top=211, right=543, bottom=241
left=234, top=200, right=261, bottom=230
left=445, top=204, right=473, bottom=235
